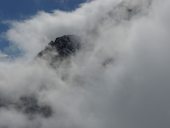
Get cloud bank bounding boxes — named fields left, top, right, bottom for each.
left=0, top=0, right=170, bottom=128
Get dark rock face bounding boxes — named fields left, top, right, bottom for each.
left=38, top=35, right=81, bottom=60
left=0, top=96, right=53, bottom=119
left=19, top=96, right=52, bottom=118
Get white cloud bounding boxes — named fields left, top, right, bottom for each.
left=0, top=0, right=170, bottom=128
left=0, top=52, right=8, bottom=60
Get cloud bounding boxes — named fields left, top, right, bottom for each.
left=0, top=0, right=170, bottom=128
left=0, top=52, right=8, bottom=60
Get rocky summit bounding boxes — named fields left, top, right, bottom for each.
left=38, top=35, right=81, bottom=61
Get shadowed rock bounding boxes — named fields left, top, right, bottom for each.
left=19, top=96, right=52, bottom=118
left=38, top=35, right=81, bottom=60
left=0, top=96, right=53, bottom=118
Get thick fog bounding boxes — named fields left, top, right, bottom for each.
left=0, top=0, right=170, bottom=128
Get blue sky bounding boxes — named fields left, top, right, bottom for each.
left=0, top=0, right=87, bottom=56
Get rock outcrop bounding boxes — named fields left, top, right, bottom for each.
left=38, top=35, right=81, bottom=62
left=0, top=95, right=52, bottom=119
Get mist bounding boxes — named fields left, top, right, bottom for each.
left=0, top=0, right=170, bottom=128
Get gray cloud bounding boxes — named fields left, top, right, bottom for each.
left=0, top=0, right=170, bottom=128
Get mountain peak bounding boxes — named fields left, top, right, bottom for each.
left=38, top=35, right=81, bottom=61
